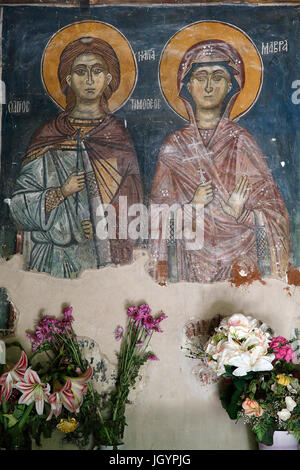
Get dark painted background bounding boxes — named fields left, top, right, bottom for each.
left=1, top=4, right=300, bottom=265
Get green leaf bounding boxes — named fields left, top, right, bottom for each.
left=13, top=404, right=26, bottom=420
left=220, top=380, right=245, bottom=420
left=3, top=414, right=18, bottom=429
left=248, top=380, right=257, bottom=395
left=253, top=421, right=276, bottom=446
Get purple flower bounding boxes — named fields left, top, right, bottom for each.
left=152, top=312, right=167, bottom=333
left=62, top=307, right=74, bottom=323
left=153, top=325, right=164, bottom=333
left=141, top=311, right=167, bottom=333
left=138, top=304, right=152, bottom=316
left=115, top=326, right=124, bottom=342
left=147, top=353, right=159, bottom=361
left=154, top=312, right=167, bottom=323
left=27, top=307, right=76, bottom=352
left=127, top=307, right=145, bottom=326
left=127, top=306, right=138, bottom=317
left=142, top=315, right=156, bottom=330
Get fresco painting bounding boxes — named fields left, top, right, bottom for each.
left=149, top=22, right=289, bottom=284
left=0, top=4, right=299, bottom=283
left=8, top=21, right=142, bottom=278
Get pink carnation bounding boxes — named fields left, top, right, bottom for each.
left=269, top=336, right=297, bottom=363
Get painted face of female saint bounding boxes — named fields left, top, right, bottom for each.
left=66, top=53, right=112, bottom=102
left=187, top=64, right=232, bottom=110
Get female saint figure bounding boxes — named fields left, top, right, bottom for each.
left=150, top=35, right=289, bottom=284
left=10, top=30, right=142, bottom=278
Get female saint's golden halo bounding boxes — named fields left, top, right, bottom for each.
left=41, top=21, right=137, bottom=112
left=159, top=21, right=263, bottom=121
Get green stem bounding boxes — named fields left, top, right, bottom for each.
left=112, top=326, right=150, bottom=425
left=1, top=397, right=10, bottom=431
left=87, top=383, right=113, bottom=446
left=18, top=402, right=34, bottom=431
left=2, top=396, right=9, bottom=414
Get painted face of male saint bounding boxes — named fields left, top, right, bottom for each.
left=66, top=53, right=112, bottom=102
left=187, top=64, right=232, bottom=110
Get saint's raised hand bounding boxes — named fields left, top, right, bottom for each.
left=216, top=175, right=251, bottom=220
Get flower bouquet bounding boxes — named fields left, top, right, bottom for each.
left=186, top=313, right=300, bottom=447
left=97, top=304, right=167, bottom=449
left=0, top=307, right=106, bottom=450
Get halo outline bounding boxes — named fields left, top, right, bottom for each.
left=41, top=20, right=138, bottom=112
left=158, top=20, right=263, bottom=121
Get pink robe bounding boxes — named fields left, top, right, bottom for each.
left=149, top=40, right=289, bottom=283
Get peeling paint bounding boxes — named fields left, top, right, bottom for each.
left=230, top=264, right=266, bottom=288
left=286, top=265, right=300, bottom=286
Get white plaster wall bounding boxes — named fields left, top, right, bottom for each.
left=1, top=250, right=300, bottom=450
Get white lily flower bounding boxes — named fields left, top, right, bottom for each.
left=228, top=351, right=274, bottom=376
left=14, top=367, right=50, bottom=415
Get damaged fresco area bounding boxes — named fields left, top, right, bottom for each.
left=1, top=4, right=300, bottom=285
left=181, top=315, right=222, bottom=387
left=0, top=287, right=19, bottom=337
left=77, top=336, right=117, bottom=404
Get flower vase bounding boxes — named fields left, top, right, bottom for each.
left=258, top=431, right=299, bottom=450
left=98, top=443, right=125, bottom=450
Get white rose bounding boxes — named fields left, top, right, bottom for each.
left=285, top=396, right=297, bottom=412
left=277, top=409, right=291, bottom=421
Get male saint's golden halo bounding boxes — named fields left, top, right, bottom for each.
left=41, top=21, right=137, bottom=112
left=159, top=21, right=263, bottom=121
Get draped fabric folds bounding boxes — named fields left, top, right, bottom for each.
left=10, top=112, right=143, bottom=278
left=149, top=40, right=289, bottom=283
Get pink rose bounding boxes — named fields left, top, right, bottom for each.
left=242, top=398, right=264, bottom=417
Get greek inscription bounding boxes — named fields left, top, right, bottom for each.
left=130, top=98, right=161, bottom=110
left=261, top=39, right=288, bottom=55
left=7, top=100, right=30, bottom=114
left=135, top=48, right=156, bottom=62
